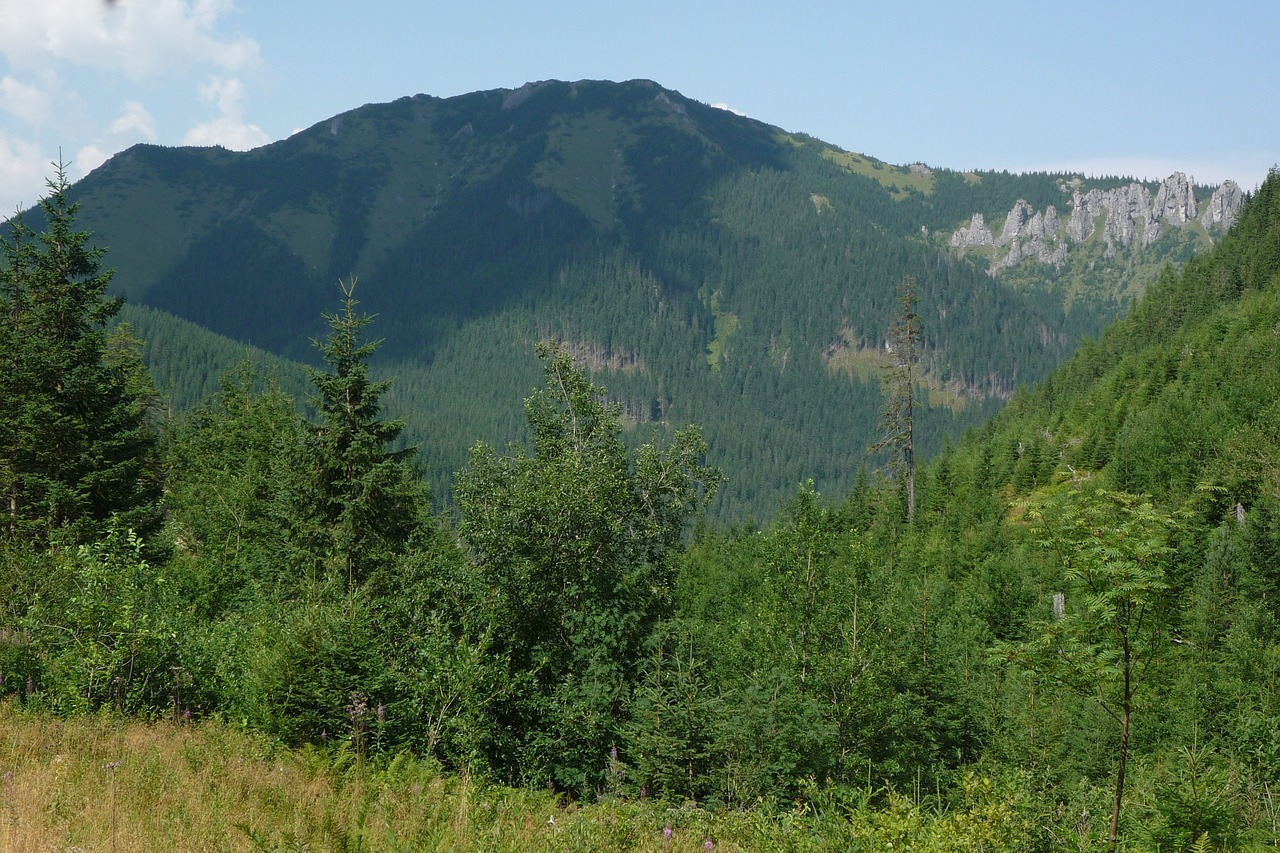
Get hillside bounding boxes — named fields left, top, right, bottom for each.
left=63, top=78, right=1240, bottom=519
left=4, top=157, right=1277, bottom=847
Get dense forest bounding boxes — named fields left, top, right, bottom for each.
left=56, top=79, right=1230, bottom=523
left=3, top=149, right=1280, bottom=849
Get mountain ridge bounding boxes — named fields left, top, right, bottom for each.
left=55, top=78, right=1245, bottom=520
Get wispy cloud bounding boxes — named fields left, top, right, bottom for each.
left=182, top=75, right=267, bottom=150
left=0, top=0, right=264, bottom=211
left=0, top=0, right=259, bottom=78
left=0, top=75, right=53, bottom=127
left=76, top=99, right=158, bottom=176
left=0, top=130, right=48, bottom=216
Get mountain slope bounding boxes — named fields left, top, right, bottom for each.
left=64, top=79, right=1239, bottom=519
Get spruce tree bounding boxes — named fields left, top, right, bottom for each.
left=871, top=274, right=922, bottom=522
left=0, top=163, right=160, bottom=546
left=301, top=278, right=424, bottom=587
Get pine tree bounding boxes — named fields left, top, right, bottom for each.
left=301, top=278, right=424, bottom=587
left=0, top=163, right=160, bottom=546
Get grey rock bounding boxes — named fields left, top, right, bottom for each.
left=1043, top=204, right=1060, bottom=237
left=948, top=170, right=1237, bottom=276
left=1103, top=182, right=1151, bottom=250
left=1153, top=172, right=1197, bottom=225
left=1067, top=191, right=1095, bottom=242
left=996, top=199, right=1035, bottom=246
left=1201, top=180, right=1244, bottom=230
left=949, top=212, right=994, bottom=247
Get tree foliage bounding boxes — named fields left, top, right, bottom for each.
left=872, top=275, right=923, bottom=521
left=994, top=487, right=1180, bottom=851
left=300, top=278, right=426, bottom=587
left=455, top=341, right=720, bottom=790
left=0, top=163, right=160, bottom=546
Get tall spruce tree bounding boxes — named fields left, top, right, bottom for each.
left=871, top=274, right=922, bottom=522
left=0, top=163, right=159, bottom=546
left=301, top=278, right=424, bottom=587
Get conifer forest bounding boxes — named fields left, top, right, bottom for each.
left=3, top=131, right=1280, bottom=848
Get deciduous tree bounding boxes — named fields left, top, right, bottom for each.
left=994, top=487, right=1180, bottom=853
left=455, top=342, right=720, bottom=790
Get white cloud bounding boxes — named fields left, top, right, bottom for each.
left=712, top=102, right=747, bottom=117
left=0, top=1, right=267, bottom=212
left=0, top=75, right=53, bottom=127
left=0, top=0, right=260, bottom=79
left=181, top=75, right=267, bottom=150
left=73, top=98, right=158, bottom=177
left=108, top=99, right=156, bottom=138
left=0, top=130, right=50, bottom=217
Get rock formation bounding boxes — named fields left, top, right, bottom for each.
left=949, top=172, right=1245, bottom=275
left=949, top=213, right=994, bottom=248
left=1200, top=180, right=1244, bottom=230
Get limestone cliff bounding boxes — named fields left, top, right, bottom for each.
left=949, top=172, right=1244, bottom=277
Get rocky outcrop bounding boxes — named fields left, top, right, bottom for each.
left=949, top=213, right=994, bottom=247
left=1201, top=180, right=1244, bottom=230
left=950, top=172, right=1244, bottom=275
left=1145, top=171, right=1198, bottom=246
left=1152, top=171, right=1197, bottom=225
left=991, top=202, right=1069, bottom=272
left=996, top=200, right=1035, bottom=247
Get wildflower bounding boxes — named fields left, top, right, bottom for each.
left=704, top=840, right=714, bottom=850
left=663, top=825, right=673, bottom=840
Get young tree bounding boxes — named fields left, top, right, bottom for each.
left=300, top=278, right=425, bottom=587
left=162, top=360, right=307, bottom=613
left=455, top=342, right=720, bottom=790
left=872, top=275, right=922, bottom=522
left=993, top=487, right=1180, bottom=853
left=0, top=163, right=160, bottom=546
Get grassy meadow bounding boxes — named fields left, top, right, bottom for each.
left=0, top=701, right=1052, bottom=852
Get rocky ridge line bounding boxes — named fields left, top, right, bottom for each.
left=949, top=173, right=1244, bottom=275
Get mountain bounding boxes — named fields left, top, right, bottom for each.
left=61, top=78, right=1242, bottom=520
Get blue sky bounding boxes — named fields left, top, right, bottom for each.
left=1, top=0, right=1275, bottom=216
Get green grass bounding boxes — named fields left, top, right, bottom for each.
left=819, top=148, right=936, bottom=198
left=824, top=330, right=971, bottom=412
left=705, top=291, right=739, bottom=373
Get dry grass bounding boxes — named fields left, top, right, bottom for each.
left=0, top=701, right=1061, bottom=851
left=0, top=701, right=742, bottom=851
